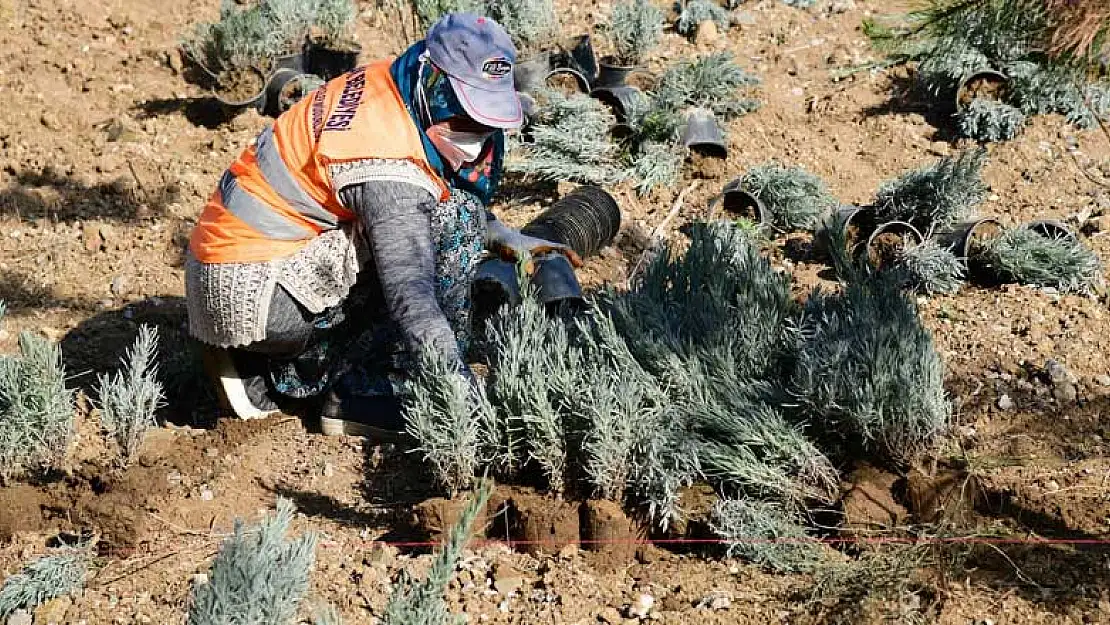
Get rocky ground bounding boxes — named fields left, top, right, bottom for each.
left=0, top=0, right=1109, bottom=623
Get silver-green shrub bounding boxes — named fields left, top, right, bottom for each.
left=872, top=148, right=987, bottom=234
left=790, top=275, right=950, bottom=464
left=0, top=548, right=90, bottom=619
left=738, top=162, right=838, bottom=232
left=895, top=239, right=966, bottom=295
left=607, top=0, right=665, bottom=65
left=95, top=324, right=164, bottom=466
left=186, top=498, right=317, bottom=625
left=403, top=344, right=495, bottom=498
left=676, top=0, right=730, bottom=39
left=956, top=98, right=1026, bottom=142
left=710, top=498, right=825, bottom=573
left=0, top=307, right=75, bottom=483
left=979, top=226, right=1103, bottom=294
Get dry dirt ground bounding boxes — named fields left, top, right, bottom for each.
left=1, top=0, right=1110, bottom=623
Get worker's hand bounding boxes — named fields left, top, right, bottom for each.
left=485, top=221, right=583, bottom=272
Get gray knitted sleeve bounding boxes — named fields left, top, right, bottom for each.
left=338, top=180, right=462, bottom=369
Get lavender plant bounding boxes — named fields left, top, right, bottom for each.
left=95, top=325, right=164, bottom=466
left=653, top=53, right=761, bottom=119
left=607, top=0, right=665, bottom=65
left=710, top=498, right=825, bottom=573
left=486, top=279, right=579, bottom=493
left=0, top=548, right=90, bottom=619
left=872, top=148, right=988, bottom=234
left=0, top=310, right=75, bottom=483
left=979, top=225, right=1103, bottom=294
left=507, top=89, right=627, bottom=185
left=187, top=498, right=317, bottom=625
left=738, top=163, right=838, bottom=231
left=383, top=482, right=492, bottom=625
left=895, top=239, right=966, bottom=295
left=790, top=275, right=950, bottom=464
left=485, top=0, right=558, bottom=52
left=676, top=0, right=730, bottom=39
left=403, top=344, right=495, bottom=498
left=956, top=98, right=1027, bottom=142
left=181, top=0, right=357, bottom=76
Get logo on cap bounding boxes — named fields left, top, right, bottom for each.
left=481, top=57, right=512, bottom=79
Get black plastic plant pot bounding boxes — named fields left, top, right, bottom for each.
left=708, top=182, right=771, bottom=227
left=682, top=108, right=728, bottom=159
left=214, top=67, right=268, bottom=110
left=471, top=257, right=523, bottom=327
left=590, top=85, right=642, bottom=124
left=812, top=205, right=873, bottom=261
left=569, top=34, right=599, bottom=86
left=521, top=185, right=623, bottom=260
left=865, top=220, right=924, bottom=268
left=1025, top=219, right=1076, bottom=242
left=938, top=217, right=1003, bottom=259
left=530, top=252, right=585, bottom=308
left=306, top=43, right=361, bottom=81
left=956, top=69, right=1009, bottom=112
left=596, top=56, right=635, bottom=89
left=545, top=67, right=592, bottom=95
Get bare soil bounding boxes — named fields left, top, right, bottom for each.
left=1, top=0, right=1110, bottom=623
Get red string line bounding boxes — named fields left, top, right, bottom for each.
left=325, top=536, right=1110, bottom=549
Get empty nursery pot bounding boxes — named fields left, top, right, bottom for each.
left=682, top=108, right=728, bottom=159
left=530, top=252, right=585, bottom=307
left=865, top=220, right=924, bottom=268
left=595, top=56, right=635, bottom=89
left=955, top=69, right=1009, bottom=111
left=938, top=217, right=1003, bottom=259
left=521, top=185, right=623, bottom=260
left=1025, top=219, right=1077, bottom=242
left=708, top=181, right=772, bottom=226
left=568, top=34, right=599, bottom=86
left=590, top=85, right=643, bottom=124
left=545, top=67, right=592, bottom=95
left=812, top=205, right=873, bottom=261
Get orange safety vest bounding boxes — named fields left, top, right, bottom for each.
left=189, top=60, right=450, bottom=264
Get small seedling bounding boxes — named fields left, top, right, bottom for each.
left=710, top=498, right=825, bottom=573
left=383, top=483, right=492, bottom=625
left=95, top=325, right=164, bottom=466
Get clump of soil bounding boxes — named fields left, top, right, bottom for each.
left=216, top=67, right=266, bottom=104
left=413, top=495, right=492, bottom=544
left=0, top=485, right=45, bottom=541
left=687, top=150, right=729, bottom=180
left=905, top=465, right=984, bottom=525
left=580, top=499, right=646, bottom=566
left=506, top=489, right=580, bottom=556
left=839, top=464, right=908, bottom=536
left=958, top=74, right=1009, bottom=108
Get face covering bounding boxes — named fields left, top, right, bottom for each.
left=426, top=125, right=494, bottom=170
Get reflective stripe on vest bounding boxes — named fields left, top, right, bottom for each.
left=218, top=171, right=313, bottom=241
left=254, top=126, right=340, bottom=231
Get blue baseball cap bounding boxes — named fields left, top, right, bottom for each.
left=425, top=13, right=524, bottom=129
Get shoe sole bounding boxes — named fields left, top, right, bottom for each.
left=320, top=416, right=410, bottom=442
left=202, top=347, right=283, bottom=420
